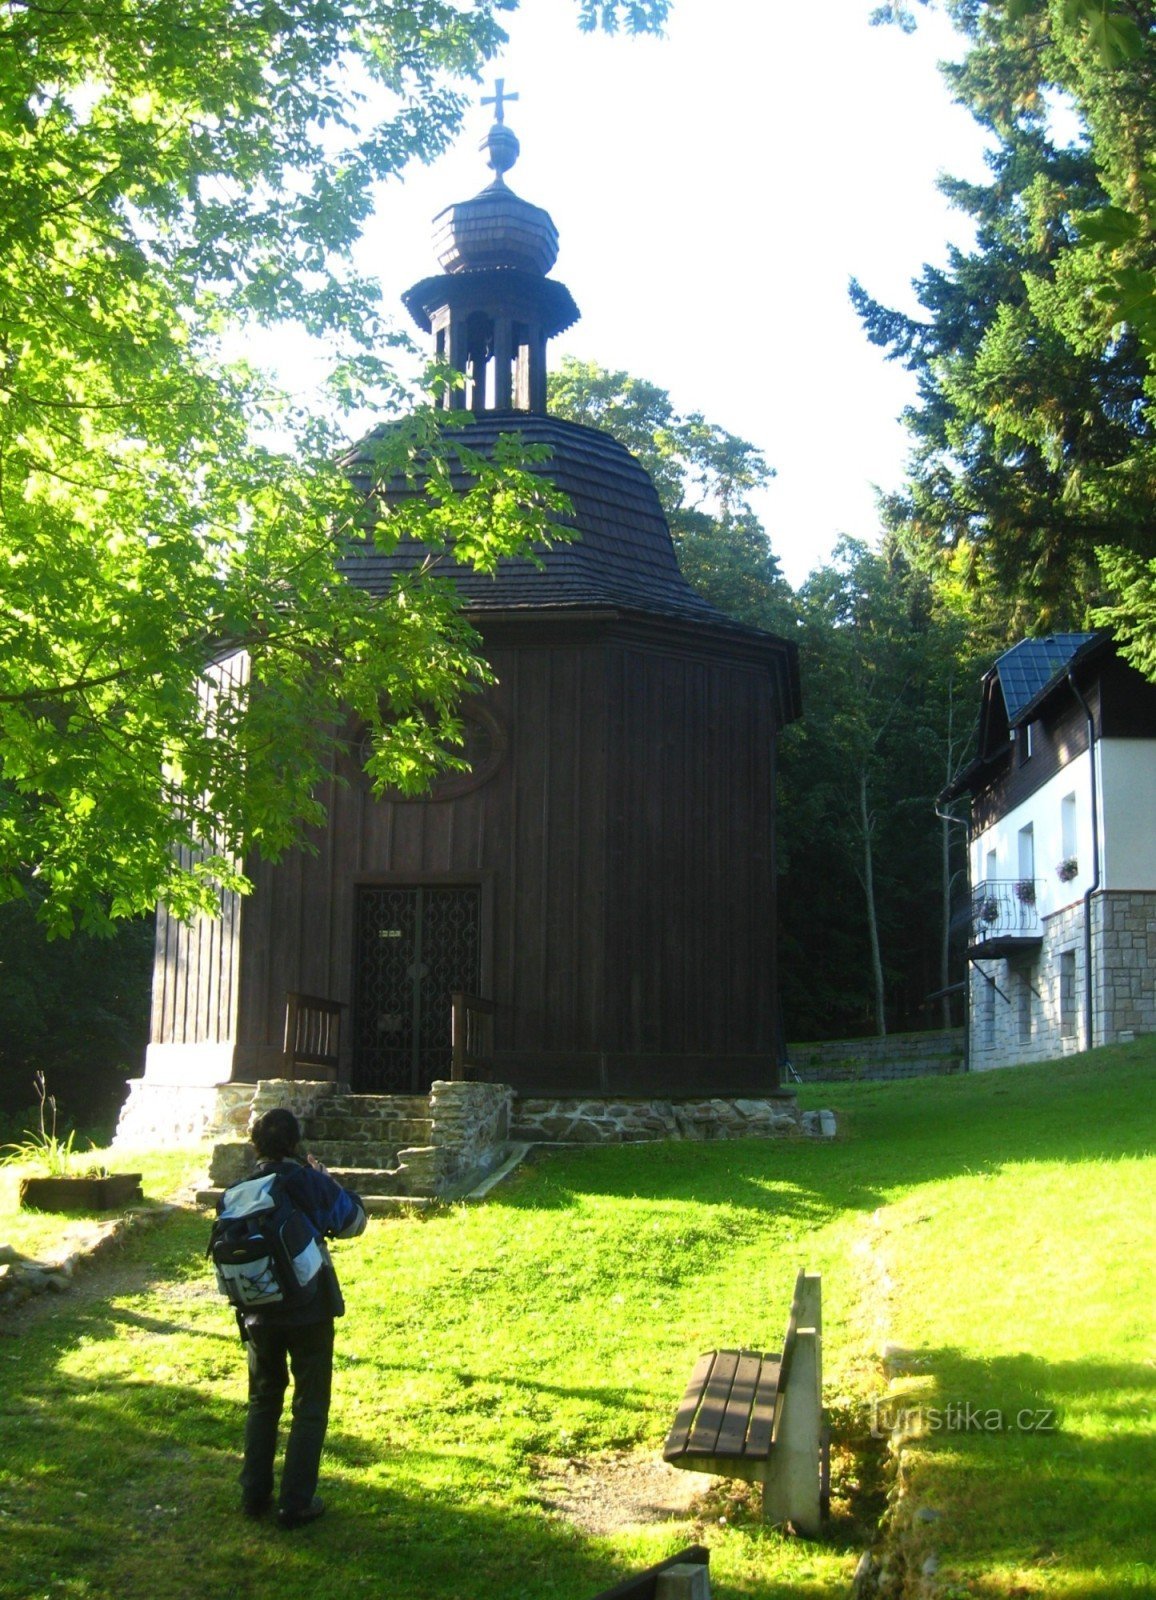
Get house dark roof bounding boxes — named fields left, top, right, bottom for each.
left=343, top=411, right=772, bottom=634
left=939, top=631, right=1108, bottom=804
left=993, top=633, right=1098, bottom=722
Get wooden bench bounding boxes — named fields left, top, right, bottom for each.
left=663, top=1269, right=827, bottom=1536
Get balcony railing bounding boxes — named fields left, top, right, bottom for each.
left=966, top=879, right=1043, bottom=954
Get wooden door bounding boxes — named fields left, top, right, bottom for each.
left=352, top=884, right=481, bottom=1093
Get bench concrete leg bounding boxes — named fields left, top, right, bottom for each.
left=655, top=1565, right=711, bottom=1600
left=761, top=1327, right=822, bottom=1537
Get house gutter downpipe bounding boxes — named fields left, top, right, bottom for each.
left=1067, top=670, right=1100, bottom=1050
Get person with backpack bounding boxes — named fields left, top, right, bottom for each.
left=214, top=1106, right=367, bottom=1530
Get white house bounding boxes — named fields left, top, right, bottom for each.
left=942, top=631, right=1156, bottom=1068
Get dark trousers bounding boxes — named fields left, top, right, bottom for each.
left=241, top=1318, right=335, bottom=1513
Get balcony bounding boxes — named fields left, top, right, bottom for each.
left=964, top=879, right=1043, bottom=960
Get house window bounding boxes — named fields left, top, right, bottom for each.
left=1059, top=950, right=1077, bottom=1039
left=1060, top=792, right=1078, bottom=879
left=1017, top=721, right=1037, bottom=766
left=1017, top=823, right=1035, bottom=904
left=980, top=969, right=996, bottom=1049
left=1061, top=793, right=1077, bottom=857
left=1017, top=967, right=1033, bottom=1044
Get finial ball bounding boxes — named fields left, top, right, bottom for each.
left=483, top=122, right=520, bottom=176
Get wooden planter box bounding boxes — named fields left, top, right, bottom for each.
left=19, top=1173, right=143, bottom=1212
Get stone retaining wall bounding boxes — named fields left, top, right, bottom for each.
left=786, top=1030, right=965, bottom=1083
left=427, top=1079, right=513, bottom=1191
left=0, top=1207, right=175, bottom=1315
left=510, top=1095, right=820, bottom=1145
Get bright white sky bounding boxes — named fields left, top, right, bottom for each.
left=355, top=0, right=993, bottom=588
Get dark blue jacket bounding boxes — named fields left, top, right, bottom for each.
left=243, top=1157, right=366, bottom=1329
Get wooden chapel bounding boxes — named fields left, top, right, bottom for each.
left=142, top=94, right=802, bottom=1102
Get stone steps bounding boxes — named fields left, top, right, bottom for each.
left=305, top=1139, right=412, bottom=1169
left=305, top=1117, right=433, bottom=1145
left=326, top=1165, right=413, bottom=1197
left=324, top=1094, right=430, bottom=1118
left=298, top=1093, right=437, bottom=1202
left=204, top=1081, right=520, bottom=1208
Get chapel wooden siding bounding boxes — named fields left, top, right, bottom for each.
left=145, top=652, right=246, bottom=1075
left=227, top=611, right=783, bottom=1095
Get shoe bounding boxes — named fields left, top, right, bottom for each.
left=241, top=1495, right=272, bottom=1518
left=277, top=1497, right=325, bottom=1530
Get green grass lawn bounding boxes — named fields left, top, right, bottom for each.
left=0, top=1046, right=1151, bottom=1600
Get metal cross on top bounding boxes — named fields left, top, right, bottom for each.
left=482, top=78, right=518, bottom=124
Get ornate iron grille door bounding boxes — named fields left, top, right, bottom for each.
left=353, top=885, right=481, bottom=1093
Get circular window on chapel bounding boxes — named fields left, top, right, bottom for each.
left=355, top=701, right=507, bottom=802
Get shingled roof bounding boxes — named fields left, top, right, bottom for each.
left=341, top=411, right=770, bottom=636
left=993, top=633, right=1098, bottom=723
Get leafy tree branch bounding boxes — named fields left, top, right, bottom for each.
left=0, top=0, right=668, bottom=932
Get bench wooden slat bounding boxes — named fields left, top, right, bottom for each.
left=664, top=1351, right=717, bottom=1458
left=745, top=1352, right=782, bottom=1456
left=687, top=1349, right=740, bottom=1454
left=665, top=1347, right=785, bottom=1466
left=716, top=1349, right=763, bottom=1456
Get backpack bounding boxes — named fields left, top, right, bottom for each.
left=208, top=1168, right=324, bottom=1311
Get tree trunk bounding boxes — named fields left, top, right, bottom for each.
left=859, top=767, right=887, bottom=1038
left=940, top=810, right=952, bottom=1030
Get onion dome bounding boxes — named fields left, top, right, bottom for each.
left=431, top=108, right=559, bottom=276
left=430, top=184, right=559, bottom=277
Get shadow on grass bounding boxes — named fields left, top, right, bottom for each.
left=0, top=1364, right=731, bottom=1600
left=492, top=1138, right=890, bottom=1222
left=0, top=1201, right=227, bottom=1333
left=487, top=1046, right=1155, bottom=1226
left=872, top=1344, right=1156, bottom=1596
left=3, top=1052, right=1152, bottom=1599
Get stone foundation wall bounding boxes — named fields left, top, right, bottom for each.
left=114, top=1078, right=337, bottom=1150
left=248, top=1079, right=338, bottom=1124
left=114, top=1081, right=249, bottom=1147
left=786, top=1030, right=965, bottom=1082
left=969, top=890, right=1156, bottom=1070
left=117, top=1078, right=341, bottom=1191
left=120, top=1079, right=837, bottom=1201
left=510, top=1095, right=814, bottom=1145
left=1095, top=890, right=1156, bottom=1040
